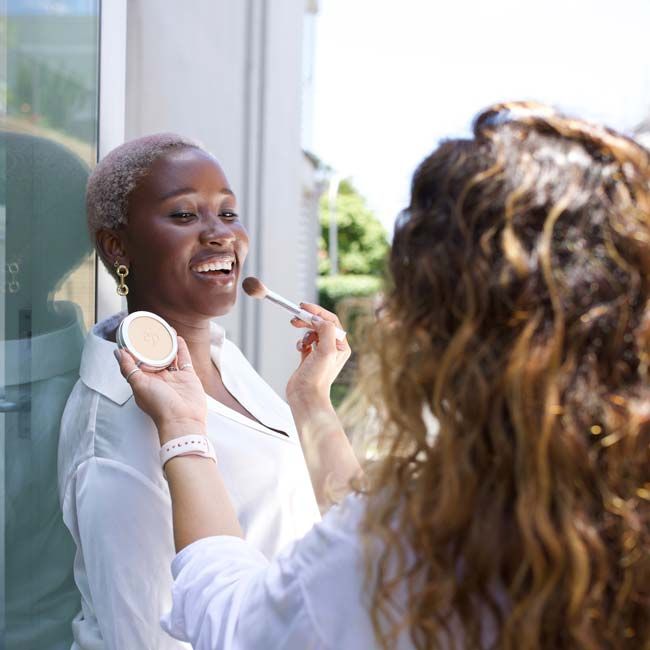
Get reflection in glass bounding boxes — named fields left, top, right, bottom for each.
left=1, top=1, right=99, bottom=647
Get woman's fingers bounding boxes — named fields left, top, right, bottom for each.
left=175, top=336, right=193, bottom=370
left=306, top=308, right=350, bottom=353
left=299, top=302, right=344, bottom=329
left=296, top=330, right=318, bottom=354
left=290, top=316, right=312, bottom=329
left=295, top=320, right=337, bottom=353
left=291, top=304, right=345, bottom=342
left=309, top=318, right=337, bottom=354
left=114, top=348, right=147, bottom=389
left=115, top=347, right=136, bottom=376
left=295, top=316, right=350, bottom=355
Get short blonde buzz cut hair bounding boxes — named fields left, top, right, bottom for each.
left=86, top=133, right=201, bottom=267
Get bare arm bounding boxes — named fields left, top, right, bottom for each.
left=287, top=307, right=363, bottom=512
left=288, top=395, right=362, bottom=513
left=115, top=341, right=241, bottom=552
left=162, top=446, right=242, bottom=552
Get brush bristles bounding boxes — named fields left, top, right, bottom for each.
left=242, top=276, right=267, bottom=299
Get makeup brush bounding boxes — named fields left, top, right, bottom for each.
left=242, top=276, right=347, bottom=341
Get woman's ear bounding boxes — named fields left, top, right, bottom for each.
left=96, top=229, right=128, bottom=268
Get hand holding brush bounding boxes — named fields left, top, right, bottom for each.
left=242, top=276, right=347, bottom=341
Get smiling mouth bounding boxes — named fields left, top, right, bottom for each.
left=191, top=257, right=236, bottom=278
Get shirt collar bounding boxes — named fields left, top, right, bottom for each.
left=79, top=312, right=227, bottom=405
left=4, top=301, right=86, bottom=386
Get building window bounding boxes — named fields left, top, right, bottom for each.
left=1, top=1, right=100, bottom=646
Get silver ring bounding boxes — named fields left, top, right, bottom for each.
left=126, top=367, right=141, bottom=382
left=179, top=363, right=193, bottom=371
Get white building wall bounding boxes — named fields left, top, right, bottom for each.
left=121, top=0, right=313, bottom=394
left=299, top=153, right=322, bottom=303
left=96, top=0, right=128, bottom=324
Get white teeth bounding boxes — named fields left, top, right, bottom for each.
left=193, top=259, right=234, bottom=273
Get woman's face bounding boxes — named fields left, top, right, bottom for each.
left=122, top=148, right=249, bottom=320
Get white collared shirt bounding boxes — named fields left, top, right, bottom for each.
left=161, top=495, right=495, bottom=650
left=57, top=312, right=320, bottom=650
left=161, top=494, right=389, bottom=650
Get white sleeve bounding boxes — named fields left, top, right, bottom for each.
left=72, top=457, right=190, bottom=650
left=162, top=495, right=373, bottom=650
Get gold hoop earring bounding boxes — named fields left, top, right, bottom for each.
left=114, top=261, right=129, bottom=297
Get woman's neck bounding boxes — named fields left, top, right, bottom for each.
left=125, top=299, right=216, bottom=377
left=122, top=303, right=263, bottom=425
left=164, top=315, right=214, bottom=376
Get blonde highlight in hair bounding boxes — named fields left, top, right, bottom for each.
left=85, top=133, right=202, bottom=271
left=354, top=102, right=650, bottom=649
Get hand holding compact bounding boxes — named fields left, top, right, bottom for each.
left=115, top=336, right=207, bottom=443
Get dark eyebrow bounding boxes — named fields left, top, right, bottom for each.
left=159, top=187, right=236, bottom=201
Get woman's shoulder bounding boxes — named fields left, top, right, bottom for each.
left=59, top=382, right=164, bottom=503
left=60, top=319, right=162, bottom=494
left=77, top=312, right=133, bottom=406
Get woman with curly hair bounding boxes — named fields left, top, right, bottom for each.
left=116, top=102, right=650, bottom=649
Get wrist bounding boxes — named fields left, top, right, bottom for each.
left=286, top=383, right=332, bottom=410
left=160, top=434, right=217, bottom=474
left=288, top=394, right=340, bottom=440
left=287, top=391, right=335, bottom=420
left=157, top=418, right=207, bottom=445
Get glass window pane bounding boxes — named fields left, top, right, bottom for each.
left=0, top=1, right=100, bottom=647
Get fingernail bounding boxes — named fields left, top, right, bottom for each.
left=296, top=340, right=302, bottom=351
left=113, top=349, right=121, bottom=362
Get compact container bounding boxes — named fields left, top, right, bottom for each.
left=116, top=311, right=178, bottom=372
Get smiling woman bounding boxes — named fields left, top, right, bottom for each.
left=100, top=146, right=248, bottom=323
left=57, top=134, right=322, bottom=649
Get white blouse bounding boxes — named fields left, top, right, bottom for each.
left=57, top=312, right=320, bottom=650
left=161, top=493, right=499, bottom=650
left=161, top=494, right=416, bottom=650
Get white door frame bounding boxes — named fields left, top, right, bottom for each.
left=95, top=0, right=128, bottom=322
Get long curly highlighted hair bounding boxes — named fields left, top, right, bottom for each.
left=358, top=102, right=650, bottom=649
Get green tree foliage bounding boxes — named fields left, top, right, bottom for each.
left=317, top=179, right=389, bottom=406
left=318, top=179, right=389, bottom=276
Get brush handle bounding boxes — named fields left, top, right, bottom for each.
left=265, top=290, right=347, bottom=341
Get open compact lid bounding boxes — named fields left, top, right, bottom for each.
left=117, top=311, right=178, bottom=369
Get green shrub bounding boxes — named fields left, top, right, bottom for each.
left=317, top=274, right=383, bottom=312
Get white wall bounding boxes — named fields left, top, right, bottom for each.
left=123, top=0, right=312, bottom=394
left=96, top=0, right=128, bottom=322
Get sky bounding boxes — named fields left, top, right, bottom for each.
left=309, top=0, right=650, bottom=234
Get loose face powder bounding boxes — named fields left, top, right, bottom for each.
left=117, top=311, right=178, bottom=371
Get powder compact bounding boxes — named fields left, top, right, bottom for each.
left=116, top=311, right=178, bottom=372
